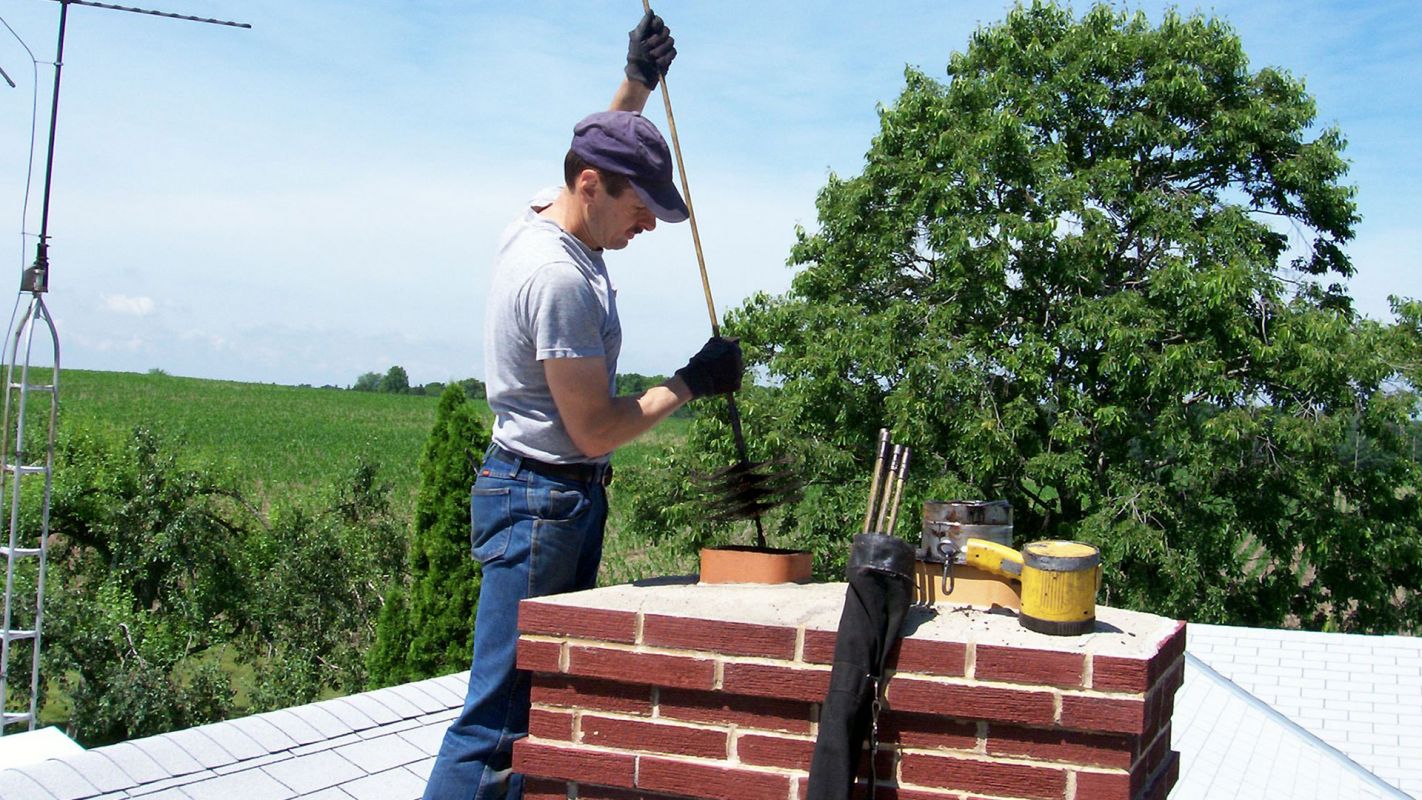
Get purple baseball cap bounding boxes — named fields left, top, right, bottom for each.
left=570, top=111, right=689, bottom=223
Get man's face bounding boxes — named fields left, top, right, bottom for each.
left=585, top=174, right=657, bottom=251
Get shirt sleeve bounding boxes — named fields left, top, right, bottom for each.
left=522, top=261, right=607, bottom=361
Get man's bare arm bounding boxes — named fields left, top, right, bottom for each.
left=610, top=78, right=653, bottom=113
left=544, top=356, right=690, bottom=459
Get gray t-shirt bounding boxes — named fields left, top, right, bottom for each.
left=484, top=188, right=621, bottom=465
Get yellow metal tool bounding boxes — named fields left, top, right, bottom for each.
left=964, top=539, right=1102, bottom=636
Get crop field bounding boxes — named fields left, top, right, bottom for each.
left=52, top=369, right=695, bottom=580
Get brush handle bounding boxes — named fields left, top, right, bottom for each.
left=640, top=0, right=719, bottom=335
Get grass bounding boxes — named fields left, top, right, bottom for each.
left=58, top=369, right=445, bottom=516
left=54, top=368, right=695, bottom=583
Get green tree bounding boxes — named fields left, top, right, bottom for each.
left=44, top=426, right=246, bottom=744
left=353, top=371, right=381, bottom=392
left=44, top=425, right=406, bottom=743
left=629, top=2, right=1422, bottom=633
left=368, top=384, right=488, bottom=686
left=381, top=365, right=411, bottom=394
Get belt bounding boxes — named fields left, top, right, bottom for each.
left=493, top=445, right=613, bottom=487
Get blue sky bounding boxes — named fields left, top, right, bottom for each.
left=1, top=0, right=1418, bottom=387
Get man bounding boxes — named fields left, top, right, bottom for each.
left=422, top=11, right=742, bottom=800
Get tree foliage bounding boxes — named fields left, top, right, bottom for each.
left=44, top=425, right=404, bottom=745
left=627, top=2, right=1422, bottom=632
left=368, top=384, right=488, bottom=686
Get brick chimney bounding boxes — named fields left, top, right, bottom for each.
left=512, top=582, right=1184, bottom=800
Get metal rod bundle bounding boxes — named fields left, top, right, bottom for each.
left=862, top=429, right=911, bottom=536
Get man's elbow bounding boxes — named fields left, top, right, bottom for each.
left=565, top=425, right=616, bottom=461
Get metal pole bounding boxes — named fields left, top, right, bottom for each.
left=21, top=0, right=70, bottom=295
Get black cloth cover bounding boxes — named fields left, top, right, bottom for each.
left=805, top=533, right=916, bottom=800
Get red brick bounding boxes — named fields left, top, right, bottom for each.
left=532, top=676, right=653, bottom=716
left=657, top=688, right=814, bottom=734
left=859, top=787, right=962, bottom=800
left=722, top=662, right=830, bottom=701
left=890, top=638, right=969, bottom=678
left=568, top=646, right=715, bottom=690
left=1091, top=653, right=1151, bottom=693
left=523, top=777, right=570, bottom=800
left=637, top=756, right=794, bottom=799
left=886, top=677, right=1056, bottom=727
left=580, top=714, right=728, bottom=759
left=520, top=601, right=639, bottom=643
left=975, top=646, right=1084, bottom=689
left=986, top=724, right=1135, bottom=769
left=803, top=628, right=838, bottom=663
left=1059, top=693, right=1147, bottom=735
left=878, top=711, right=978, bottom=751
left=517, top=639, right=563, bottom=673
left=528, top=708, right=575, bottom=741
left=513, top=741, right=636, bottom=788
left=1145, top=622, right=1186, bottom=685
left=643, top=614, right=798, bottom=659
left=1074, top=768, right=1139, bottom=800
left=900, top=752, right=1067, bottom=800
left=569, top=785, right=687, bottom=800
left=736, top=732, right=815, bottom=769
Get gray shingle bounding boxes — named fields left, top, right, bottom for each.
left=9, top=761, right=98, bottom=800
left=290, top=732, right=362, bottom=758
left=281, top=705, right=350, bottom=741
left=220, top=717, right=296, bottom=755
left=403, top=758, right=436, bottom=783
left=337, top=766, right=427, bottom=800
left=93, top=742, right=168, bottom=785
left=332, top=734, right=425, bottom=774
left=180, top=768, right=297, bottom=800
left=162, top=729, right=237, bottom=770
left=125, top=769, right=217, bottom=796
left=0, top=770, right=58, bottom=800
left=55, top=752, right=134, bottom=794
left=407, top=675, right=464, bottom=708
left=358, top=688, right=423, bottom=719
left=211, top=752, right=291, bottom=776
left=396, top=720, right=446, bottom=757
left=191, top=722, right=266, bottom=762
left=378, top=684, right=446, bottom=716
left=126, top=736, right=204, bottom=777
left=314, top=699, right=378, bottom=733
left=256, top=710, right=325, bottom=747
left=261, top=749, right=364, bottom=794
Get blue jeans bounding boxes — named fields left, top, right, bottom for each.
left=422, top=445, right=609, bottom=800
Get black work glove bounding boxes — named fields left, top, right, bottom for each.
left=676, top=336, right=743, bottom=398
left=625, top=9, right=676, bottom=89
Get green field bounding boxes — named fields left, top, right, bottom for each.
left=55, top=369, right=697, bottom=581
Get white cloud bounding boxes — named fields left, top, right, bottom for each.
left=101, top=294, right=156, bottom=316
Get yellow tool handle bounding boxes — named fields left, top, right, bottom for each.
left=964, top=539, right=1024, bottom=579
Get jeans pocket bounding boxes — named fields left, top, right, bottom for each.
left=541, top=485, right=590, bottom=521
left=470, top=486, right=513, bottom=563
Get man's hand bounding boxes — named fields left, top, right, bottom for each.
left=675, top=336, right=743, bottom=398
left=625, top=9, right=676, bottom=89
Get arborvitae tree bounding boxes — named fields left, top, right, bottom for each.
left=368, top=384, right=488, bottom=686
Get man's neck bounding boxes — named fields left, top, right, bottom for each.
left=539, top=190, right=598, bottom=250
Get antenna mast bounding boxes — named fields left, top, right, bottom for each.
left=1, top=0, right=248, bottom=737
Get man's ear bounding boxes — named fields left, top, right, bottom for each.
left=575, top=168, right=601, bottom=201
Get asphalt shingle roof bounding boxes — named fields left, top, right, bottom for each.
left=1184, top=623, right=1422, bottom=797
left=0, top=671, right=467, bottom=800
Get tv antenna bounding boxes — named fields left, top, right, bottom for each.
left=1, top=0, right=249, bottom=737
